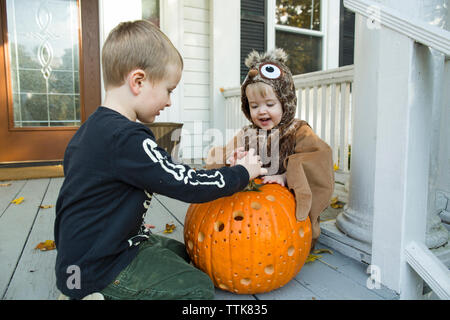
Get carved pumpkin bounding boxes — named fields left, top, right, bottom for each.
left=183, top=179, right=312, bottom=294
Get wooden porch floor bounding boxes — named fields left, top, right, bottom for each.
left=0, top=177, right=399, bottom=300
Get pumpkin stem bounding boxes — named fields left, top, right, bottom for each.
left=243, top=180, right=264, bottom=192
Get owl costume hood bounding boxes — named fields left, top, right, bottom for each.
left=240, top=48, right=305, bottom=174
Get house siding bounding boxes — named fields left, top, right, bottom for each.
left=181, top=0, right=210, bottom=161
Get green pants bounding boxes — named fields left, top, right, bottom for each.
left=101, top=234, right=214, bottom=300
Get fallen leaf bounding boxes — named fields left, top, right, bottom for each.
left=39, top=204, right=54, bottom=209
left=163, top=223, right=176, bottom=234
left=306, top=249, right=338, bottom=269
left=11, top=197, right=24, bottom=204
left=35, top=240, right=56, bottom=251
left=306, top=254, right=322, bottom=263
left=330, top=197, right=344, bottom=209
left=312, top=248, right=334, bottom=255
left=333, top=163, right=339, bottom=171
left=0, top=183, right=11, bottom=187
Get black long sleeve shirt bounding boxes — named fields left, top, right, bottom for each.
left=54, top=107, right=249, bottom=299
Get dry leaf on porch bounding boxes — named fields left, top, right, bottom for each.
left=312, top=248, right=334, bottom=255
left=306, top=249, right=333, bottom=263
left=163, top=223, right=176, bottom=234
left=306, top=249, right=338, bottom=269
left=1, top=183, right=12, bottom=187
left=333, top=163, right=339, bottom=171
left=39, top=204, right=54, bottom=209
left=35, top=240, right=56, bottom=251
left=306, top=254, right=322, bottom=263
left=330, top=197, right=344, bottom=209
left=11, top=197, right=24, bottom=204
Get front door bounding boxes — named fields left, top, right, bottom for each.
left=0, top=0, right=101, bottom=163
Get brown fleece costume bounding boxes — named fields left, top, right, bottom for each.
left=206, top=49, right=334, bottom=249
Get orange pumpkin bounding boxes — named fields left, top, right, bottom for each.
left=183, top=179, right=312, bottom=294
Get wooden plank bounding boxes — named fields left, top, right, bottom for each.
left=329, top=83, right=338, bottom=165
left=184, top=0, right=209, bottom=10
left=313, top=243, right=398, bottom=299
left=214, top=289, right=256, bottom=300
left=183, top=45, right=210, bottom=60
left=0, top=180, right=26, bottom=219
left=295, top=253, right=385, bottom=300
left=255, top=278, right=318, bottom=300
left=154, top=194, right=191, bottom=226
left=145, top=195, right=184, bottom=243
left=4, top=178, right=63, bottom=300
left=184, top=32, right=210, bottom=48
left=0, top=178, right=50, bottom=298
left=184, top=84, right=210, bottom=97
left=184, top=6, right=209, bottom=22
left=184, top=20, right=209, bottom=35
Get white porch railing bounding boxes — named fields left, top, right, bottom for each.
left=222, top=65, right=354, bottom=200
left=344, top=0, right=450, bottom=300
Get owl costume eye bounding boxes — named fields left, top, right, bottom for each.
left=259, top=63, right=282, bottom=79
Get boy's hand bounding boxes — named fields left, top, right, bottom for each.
left=226, top=147, right=247, bottom=166
left=235, top=148, right=268, bottom=180
left=261, top=173, right=287, bottom=187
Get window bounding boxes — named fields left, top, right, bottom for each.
left=275, top=0, right=322, bottom=75
left=6, top=0, right=81, bottom=127
left=142, top=0, right=160, bottom=27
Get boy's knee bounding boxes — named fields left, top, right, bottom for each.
left=179, top=269, right=215, bottom=300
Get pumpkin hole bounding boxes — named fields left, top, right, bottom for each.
left=266, top=195, right=276, bottom=202
left=219, top=283, right=228, bottom=290
left=214, top=221, right=225, bottom=232
left=187, top=240, right=193, bottom=250
left=233, top=211, right=244, bottom=221
left=240, top=278, right=251, bottom=286
left=287, top=246, right=295, bottom=256
left=198, top=232, right=205, bottom=242
left=299, top=227, right=305, bottom=237
left=264, top=264, right=274, bottom=275
left=251, top=202, right=262, bottom=210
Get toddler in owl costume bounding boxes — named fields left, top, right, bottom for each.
left=206, top=48, right=335, bottom=249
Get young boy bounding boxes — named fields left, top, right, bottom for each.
left=54, top=20, right=266, bottom=300
left=206, top=49, right=334, bottom=250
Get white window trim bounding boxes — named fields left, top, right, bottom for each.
left=267, top=0, right=340, bottom=73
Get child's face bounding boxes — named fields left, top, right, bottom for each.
left=246, top=83, right=283, bottom=130
left=136, top=63, right=182, bottom=123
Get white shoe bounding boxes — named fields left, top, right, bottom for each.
left=58, top=292, right=104, bottom=300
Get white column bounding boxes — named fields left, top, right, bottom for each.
left=335, top=13, right=377, bottom=245
left=337, top=0, right=450, bottom=252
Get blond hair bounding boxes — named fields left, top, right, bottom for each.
left=245, top=82, right=276, bottom=99
left=101, top=20, right=183, bottom=89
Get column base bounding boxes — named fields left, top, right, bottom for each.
left=335, top=206, right=373, bottom=244
left=319, top=219, right=372, bottom=264
left=319, top=218, right=450, bottom=268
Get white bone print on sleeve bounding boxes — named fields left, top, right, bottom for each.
left=142, top=138, right=225, bottom=188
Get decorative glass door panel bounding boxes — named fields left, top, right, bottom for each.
left=0, top=0, right=100, bottom=162
left=6, top=0, right=81, bottom=128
